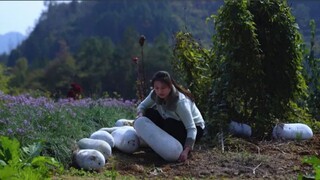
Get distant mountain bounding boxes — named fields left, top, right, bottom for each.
left=0, top=32, right=26, bottom=55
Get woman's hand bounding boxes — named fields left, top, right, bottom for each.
left=178, top=147, right=191, bottom=162
left=134, top=112, right=144, bottom=126
left=136, top=112, right=143, bottom=118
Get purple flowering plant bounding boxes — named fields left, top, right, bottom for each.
left=0, top=91, right=136, bottom=166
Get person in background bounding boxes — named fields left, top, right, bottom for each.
left=136, top=71, right=205, bottom=162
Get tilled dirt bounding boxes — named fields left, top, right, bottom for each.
left=105, top=134, right=320, bottom=179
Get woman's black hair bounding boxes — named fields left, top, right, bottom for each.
left=151, top=71, right=195, bottom=102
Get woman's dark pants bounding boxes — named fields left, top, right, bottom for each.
left=144, top=108, right=203, bottom=146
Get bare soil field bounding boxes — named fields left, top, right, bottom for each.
left=105, top=134, right=320, bottom=179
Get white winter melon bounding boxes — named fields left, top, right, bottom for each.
left=134, top=116, right=183, bottom=162
left=90, top=130, right=115, bottom=148
left=111, top=127, right=140, bottom=154
left=100, top=125, right=148, bottom=148
left=99, top=126, right=133, bottom=133
left=114, top=119, right=134, bottom=127
left=74, top=149, right=105, bottom=171
left=228, top=120, right=252, bottom=137
left=77, top=138, right=112, bottom=159
left=272, top=123, right=313, bottom=140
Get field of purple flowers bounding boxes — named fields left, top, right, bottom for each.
left=0, top=91, right=137, bottom=167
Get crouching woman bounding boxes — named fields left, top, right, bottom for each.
left=136, top=71, right=205, bottom=162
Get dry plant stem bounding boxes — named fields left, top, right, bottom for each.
left=136, top=60, right=145, bottom=101
left=140, top=46, right=146, bottom=91
left=252, top=162, right=262, bottom=175
left=242, top=162, right=262, bottom=175
left=220, top=130, right=224, bottom=153
left=273, top=145, right=286, bottom=154
left=256, top=145, right=261, bottom=155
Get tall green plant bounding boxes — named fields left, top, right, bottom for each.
left=172, top=31, right=214, bottom=114
left=303, top=20, right=320, bottom=120
left=209, top=0, right=308, bottom=138
left=208, top=0, right=263, bottom=135
left=249, top=0, right=308, bottom=132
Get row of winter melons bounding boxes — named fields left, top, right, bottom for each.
left=73, top=119, right=145, bottom=171
left=229, top=121, right=314, bottom=140
left=74, top=118, right=314, bottom=171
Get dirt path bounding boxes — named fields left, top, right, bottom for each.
left=105, top=134, right=320, bottom=179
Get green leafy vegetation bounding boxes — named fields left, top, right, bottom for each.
left=0, top=136, right=63, bottom=180
left=299, top=156, right=320, bottom=180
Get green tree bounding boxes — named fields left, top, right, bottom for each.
left=8, top=58, right=29, bottom=94
left=0, top=64, right=11, bottom=94
left=76, top=37, right=114, bottom=97
left=25, top=69, right=46, bottom=94
left=42, top=40, right=77, bottom=98
left=7, top=58, right=46, bottom=95
left=110, top=27, right=140, bottom=99
left=145, top=33, right=173, bottom=80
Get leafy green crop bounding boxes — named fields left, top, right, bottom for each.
left=299, top=156, right=320, bottom=180
left=0, top=136, right=63, bottom=180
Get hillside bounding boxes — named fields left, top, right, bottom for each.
left=4, top=0, right=223, bottom=68
left=0, top=0, right=320, bottom=99
left=2, top=0, right=320, bottom=68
